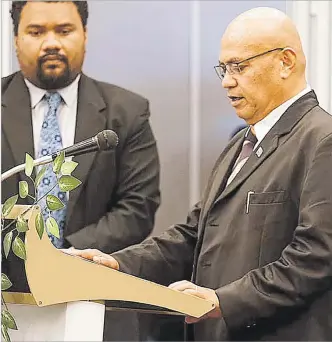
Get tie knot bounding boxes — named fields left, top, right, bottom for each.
left=45, top=92, right=62, bottom=108
left=245, top=129, right=257, bottom=145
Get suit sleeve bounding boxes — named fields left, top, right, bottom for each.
left=216, top=133, right=332, bottom=330
left=111, top=202, right=201, bottom=285
left=66, top=102, right=161, bottom=252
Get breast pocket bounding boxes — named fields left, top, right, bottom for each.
left=247, top=190, right=289, bottom=226
left=250, top=190, right=288, bottom=205
left=247, top=190, right=296, bottom=265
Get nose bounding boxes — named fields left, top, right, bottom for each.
left=221, top=72, right=237, bottom=89
left=41, top=31, right=61, bottom=51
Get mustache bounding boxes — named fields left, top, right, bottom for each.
left=39, top=52, right=68, bottom=63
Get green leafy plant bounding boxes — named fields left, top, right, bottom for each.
left=1, top=152, right=81, bottom=342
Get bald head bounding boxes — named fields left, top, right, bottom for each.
left=219, top=7, right=308, bottom=125
left=222, top=7, right=305, bottom=69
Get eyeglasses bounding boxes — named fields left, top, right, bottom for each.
left=214, top=47, right=286, bottom=80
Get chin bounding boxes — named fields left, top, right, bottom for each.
left=235, top=110, right=254, bottom=125
left=43, top=68, right=65, bottom=78
left=235, top=110, right=248, bottom=120
left=39, top=75, right=71, bottom=90
left=37, top=66, right=71, bottom=90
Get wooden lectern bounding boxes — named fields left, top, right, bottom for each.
left=3, top=206, right=215, bottom=341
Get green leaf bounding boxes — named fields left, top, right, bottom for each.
left=46, top=217, right=60, bottom=239
left=35, top=212, right=44, bottom=239
left=35, top=167, right=46, bottom=187
left=46, top=195, right=65, bottom=211
left=1, top=274, right=12, bottom=291
left=16, top=215, right=29, bottom=233
left=2, top=195, right=18, bottom=218
left=61, top=161, right=78, bottom=175
left=1, top=324, right=10, bottom=342
left=59, top=175, right=82, bottom=192
left=25, top=153, right=34, bottom=177
left=3, top=232, right=13, bottom=258
left=19, top=181, right=29, bottom=199
left=53, top=151, right=65, bottom=175
left=12, top=236, right=26, bottom=260
left=2, top=310, right=17, bottom=330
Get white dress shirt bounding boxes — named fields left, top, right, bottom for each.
left=24, top=75, right=80, bottom=159
left=226, top=84, right=312, bottom=186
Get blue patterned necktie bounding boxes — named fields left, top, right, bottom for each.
left=37, top=92, right=66, bottom=248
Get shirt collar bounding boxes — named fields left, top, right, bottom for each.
left=253, top=84, right=312, bottom=143
left=24, top=74, right=81, bottom=108
left=24, top=79, right=45, bottom=109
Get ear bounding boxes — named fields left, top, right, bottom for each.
left=14, top=36, right=18, bottom=51
left=280, top=48, right=296, bottom=79
left=84, top=27, right=88, bottom=45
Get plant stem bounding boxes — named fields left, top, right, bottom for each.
left=29, top=174, right=38, bottom=200
left=27, top=195, right=35, bottom=201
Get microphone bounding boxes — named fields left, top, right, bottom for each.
left=1, top=130, right=119, bottom=182
left=53, top=129, right=119, bottom=158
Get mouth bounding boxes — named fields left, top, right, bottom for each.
left=228, top=96, right=244, bottom=106
left=40, top=56, right=66, bottom=71
left=41, top=55, right=65, bottom=63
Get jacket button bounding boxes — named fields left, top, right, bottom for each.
left=200, top=259, right=211, bottom=267
left=208, top=220, right=218, bottom=226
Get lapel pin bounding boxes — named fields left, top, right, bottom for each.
left=256, top=146, right=263, bottom=157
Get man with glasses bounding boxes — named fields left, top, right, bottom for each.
left=66, top=7, right=332, bottom=341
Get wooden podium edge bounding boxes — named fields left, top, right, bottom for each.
left=2, top=292, right=37, bottom=305
left=4, top=205, right=215, bottom=318
left=2, top=292, right=104, bottom=306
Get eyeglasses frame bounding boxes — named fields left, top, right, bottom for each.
left=214, top=47, right=287, bottom=80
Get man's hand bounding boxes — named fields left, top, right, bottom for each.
left=169, top=280, right=222, bottom=324
left=62, top=247, right=120, bottom=270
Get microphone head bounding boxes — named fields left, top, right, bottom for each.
left=96, top=130, right=119, bottom=151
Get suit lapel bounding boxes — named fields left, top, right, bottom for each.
left=195, top=134, right=244, bottom=248
left=217, top=136, right=279, bottom=201
left=200, top=136, right=243, bottom=222
left=2, top=72, right=34, bottom=174
left=65, top=74, right=107, bottom=225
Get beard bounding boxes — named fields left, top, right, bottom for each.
left=37, top=53, right=73, bottom=90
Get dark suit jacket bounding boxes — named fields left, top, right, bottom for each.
left=113, top=90, right=332, bottom=341
left=2, top=71, right=161, bottom=293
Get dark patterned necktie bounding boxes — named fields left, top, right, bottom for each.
left=234, top=129, right=258, bottom=168
left=227, top=128, right=258, bottom=185
left=37, top=92, right=66, bottom=248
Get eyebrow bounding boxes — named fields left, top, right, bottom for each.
left=56, top=23, right=76, bottom=29
left=26, top=24, right=45, bottom=30
left=25, top=23, right=76, bottom=29
left=219, top=58, right=242, bottom=65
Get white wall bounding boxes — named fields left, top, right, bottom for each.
left=287, top=0, right=332, bottom=113
left=1, top=0, right=13, bottom=76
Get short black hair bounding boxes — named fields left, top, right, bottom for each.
left=10, top=1, right=89, bottom=36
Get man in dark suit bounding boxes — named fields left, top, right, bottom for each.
left=2, top=1, right=160, bottom=340
left=69, top=7, right=332, bottom=341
